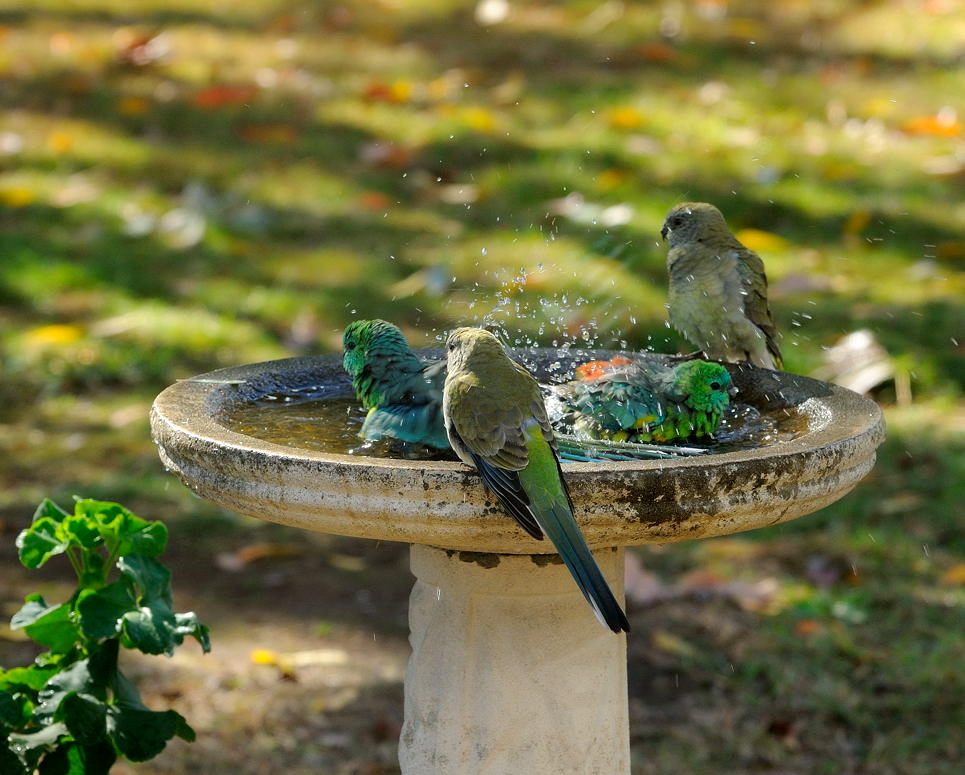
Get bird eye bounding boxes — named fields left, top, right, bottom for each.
left=709, top=381, right=721, bottom=390
left=448, top=342, right=456, bottom=352
left=345, top=342, right=356, bottom=351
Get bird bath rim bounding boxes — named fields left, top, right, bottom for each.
left=150, top=350, right=885, bottom=553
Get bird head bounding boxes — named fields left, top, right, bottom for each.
left=661, top=202, right=729, bottom=247
left=445, top=327, right=507, bottom=371
left=342, top=319, right=410, bottom=380
left=671, top=360, right=734, bottom=414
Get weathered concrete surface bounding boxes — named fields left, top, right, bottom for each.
left=150, top=352, right=885, bottom=553
left=400, top=545, right=629, bottom=775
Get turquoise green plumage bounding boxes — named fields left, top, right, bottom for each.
left=342, top=319, right=450, bottom=449
left=443, top=327, right=629, bottom=633
left=554, top=356, right=733, bottom=444
left=342, top=319, right=711, bottom=460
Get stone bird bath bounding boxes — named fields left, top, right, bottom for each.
left=151, top=351, right=884, bottom=775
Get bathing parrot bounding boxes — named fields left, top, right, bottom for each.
left=342, top=319, right=709, bottom=460
left=442, top=327, right=630, bottom=633
left=661, top=202, right=783, bottom=370
left=552, top=355, right=734, bottom=443
left=342, top=319, right=450, bottom=449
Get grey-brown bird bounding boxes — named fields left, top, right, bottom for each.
left=661, top=202, right=783, bottom=370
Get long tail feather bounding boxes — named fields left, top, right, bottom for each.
left=557, top=434, right=707, bottom=463
left=533, top=498, right=630, bottom=633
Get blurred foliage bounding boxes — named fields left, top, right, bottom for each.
left=0, top=0, right=962, bottom=773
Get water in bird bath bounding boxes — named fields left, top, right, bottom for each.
left=219, top=382, right=809, bottom=461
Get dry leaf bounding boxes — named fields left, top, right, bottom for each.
left=902, top=112, right=961, bottom=138
left=941, top=564, right=965, bottom=586
left=216, top=542, right=303, bottom=572
left=358, top=191, right=392, bottom=211
left=239, top=124, right=298, bottom=143
left=734, top=228, right=789, bottom=253
left=193, top=84, right=258, bottom=109
left=607, top=106, right=645, bottom=131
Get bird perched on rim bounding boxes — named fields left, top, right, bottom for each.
left=553, top=355, right=734, bottom=443
left=342, top=319, right=450, bottom=450
left=442, top=327, right=630, bottom=633
left=661, top=202, right=783, bottom=370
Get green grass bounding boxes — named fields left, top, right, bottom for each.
left=1, top=1, right=963, bottom=773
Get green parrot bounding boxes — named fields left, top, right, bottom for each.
left=661, top=202, right=783, bottom=370
left=443, top=327, right=630, bottom=633
left=552, top=355, right=733, bottom=444
left=342, top=320, right=708, bottom=461
left=342, top=319, right=450, bottom=449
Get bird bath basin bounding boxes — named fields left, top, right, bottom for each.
left=151, top=350, right=884, bottom=775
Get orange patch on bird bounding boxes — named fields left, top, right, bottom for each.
left=575, top=355, right=632, bottom=380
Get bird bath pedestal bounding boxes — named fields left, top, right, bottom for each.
left=151, top=353, right=884, bottom=775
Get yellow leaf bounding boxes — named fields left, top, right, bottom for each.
left=607, top=106, right=645, bottom=131
left=250, top=648, right=279, bottom=665
left=902, top=113, right=961, bottom=138
left=47, top=130, right=74, bottom=154
left=941, top=564, right=965, bottom=586
left=117, top=96, right=150, bottom=115
left=23, top=324, right=83, bottom=347
left=735, top=228, right=789, bottom=253
left=595, top=169, right=628, bottom=191
left=461, top=106, right=496, bottom=133
left=0, top=186, right=36, bottom=208
left=651, top=629, right=698, bottom=658
left=844, top=210, right=871, bottom=236
left=389, top=79, right=414, bottom=103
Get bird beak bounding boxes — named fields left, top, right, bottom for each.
left=660, top=224, right=669, bottom=241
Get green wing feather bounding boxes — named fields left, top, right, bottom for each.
left=734, top=246, right=783, bottom=368
left=446, top=355, right=629, bottom=633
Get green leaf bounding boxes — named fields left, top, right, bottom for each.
left=107, top=702, right=192, bottom=762
left=33, top=499, right=70, bottom=524
left=74, top=500, right=167, bottom=558
left=77, top=582, right=135, bottom=640
left=60, top=693, right=107, bottom=745
left=16, top=518, right=68, bottom=569
left=0, top=664, right=58, bottom=692
left=119, top=555, right=172, bottom=603
left=174, top=613, right=212, bottom=653
left=121, top=606, right=179, bottom=656
left=34, top=660, right=94, bottom=723
left=0, top=690, right=30, bottom=730
left=35, top=739, right=113, bottom=775
left=8, top=721, right=68, bottom=751
left=0, top=744, right=29, bottom=775
left=60, top=515, right=102, bottom=552
left=36, top=743, right=82, bottom=775
left=40, top=739, right=116, bottom=775
left=86, top=641, right=118, bottom=690
left=12, top=598, right=78, bottom=654
left=118, top=555, right=180, bottom=655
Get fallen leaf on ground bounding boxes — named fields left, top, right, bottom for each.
left=651, top=629, right=698, bottom=658
left=216, top=542, right=304, bottom=571
left=734, top=228, right=789, bottom=253
left=902, top=112, right=961, bottom=138
left=0, top=186, right=37, bottom=207
left=941, top=564, right=965, bottom=586
left=239, top=124, right=298, bottom=144
left=607, top=106, right=645, bottom=130
left=194, top=84, right=258, bottom=108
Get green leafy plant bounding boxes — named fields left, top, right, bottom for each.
left=0, top=498, right=210, bottom=774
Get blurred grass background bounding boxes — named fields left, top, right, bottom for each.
left=0, top=1, right=963, bottom=773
